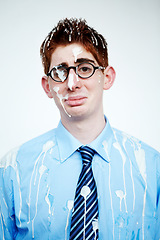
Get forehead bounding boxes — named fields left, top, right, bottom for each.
left=50, top=43, right=97, bottom=66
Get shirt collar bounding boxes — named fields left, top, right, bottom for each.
left=55, top=121, right=82, bottom=162
left=89, top=117, right=114, bottom=162
left=55, top=116, right=114, bottom=163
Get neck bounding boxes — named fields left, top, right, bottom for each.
left=61, top=113, right=106, bottom=145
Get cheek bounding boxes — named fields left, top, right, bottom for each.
left=97, top=73, right=105, bottom=84
left=97, top=76, right=106, bottom=92
left=90, top=79, right=104, bottom=100
left=86, top=76, right=104, bottom=92
left=98, top=75, right=102, bottom=84
left=49, top=81, right=61, bottom=96
left=48, top=82, right=68, bottom=102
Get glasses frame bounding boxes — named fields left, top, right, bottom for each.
left=47, top=62, right=105, bottom=82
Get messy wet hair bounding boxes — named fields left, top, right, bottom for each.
left=40, top=18, right=109, bottom=75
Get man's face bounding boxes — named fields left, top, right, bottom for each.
left=42, top=43, right=115, bottom=122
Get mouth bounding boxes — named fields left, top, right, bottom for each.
left=65, top=96, right=87, bottom=107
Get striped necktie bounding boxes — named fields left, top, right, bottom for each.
left=69, top=146, right=99, bottom=240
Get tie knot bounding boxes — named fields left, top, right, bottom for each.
left=78, top=146, right=95, bottom=166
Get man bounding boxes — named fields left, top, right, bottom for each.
left=0, top=18, right=160, bottom=239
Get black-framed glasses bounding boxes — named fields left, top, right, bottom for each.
left=47, top=62, right=105, bottom=82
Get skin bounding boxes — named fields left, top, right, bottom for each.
left=42, top=43, right=116, bottom=144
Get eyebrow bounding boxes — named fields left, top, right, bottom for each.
left=75, top=58, right=96, bottom=64
left=57, top=58, right=96, bottom=67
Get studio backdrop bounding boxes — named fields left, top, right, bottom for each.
left=0, top=0, right=160, bottom=158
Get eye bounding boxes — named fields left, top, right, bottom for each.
left=79, top=66, right=91, bottom=72
left=56, top=69, right=67, bottom=81
left=51, top=66, right=67, bottom=82
left=78, top=63, right=93, bottom=75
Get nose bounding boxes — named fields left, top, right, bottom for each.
left=67, top=69, right=82, bottom=91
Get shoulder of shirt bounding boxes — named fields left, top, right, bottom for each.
left=0, top=128, right=57, bottom=168
left=20, top=128, right=57, bottom=150
left=111, top=127, right=160, bottom=179
left=112, top=127, right=160, bottom=157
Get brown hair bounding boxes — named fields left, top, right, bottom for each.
left=40, top=18, right=109, bottom=75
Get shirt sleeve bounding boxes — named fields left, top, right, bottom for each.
left=155, top=152, right=160, bottom=239
left=0, top=149, right=19, bottom=239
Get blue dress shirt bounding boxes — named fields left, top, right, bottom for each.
left=0, top=118, right=160, bottom=239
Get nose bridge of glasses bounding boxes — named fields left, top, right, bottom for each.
left=67, top=66, right=77, bottom=76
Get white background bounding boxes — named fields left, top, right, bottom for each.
left=0, top=0, right=160, bottom=158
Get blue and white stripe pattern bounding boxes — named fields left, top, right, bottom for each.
left=70, top=146, right=99, bottom=240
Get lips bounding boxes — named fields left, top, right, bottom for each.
left=65, top=96, right=87, bottom=107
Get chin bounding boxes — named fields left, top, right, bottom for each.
left=67, top=108, right=91, bottom=120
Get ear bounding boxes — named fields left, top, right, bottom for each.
left=103, top=66, right=116, bottom=90
left=41, top=76, right=53, bottom=98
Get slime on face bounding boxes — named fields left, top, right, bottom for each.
left=49, top=46, right=85, bottom=118
left=49, top=82, right=71, bottom=118
left=53, top=87, right=71, bottom=118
